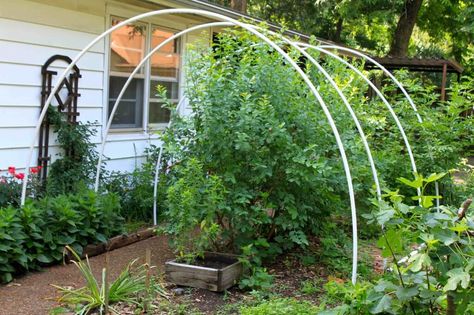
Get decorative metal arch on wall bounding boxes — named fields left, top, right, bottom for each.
left=20, top=8, right=433, bottom=285
left=38, top=55, right=81, bottom=187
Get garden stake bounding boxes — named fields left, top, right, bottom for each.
left=104, top=252, right=110, bottom=315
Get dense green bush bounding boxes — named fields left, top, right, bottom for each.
left=309, top=56, right=474, bottom=205
left=321, top=174, right=474, bottom=314
left=103, top=146, right=162, bottom=223
left=159, top=28, right=473, bottom=269
left=46, top=108, right=101, bottom=196
left=0, top=190, right=124, bottom=283
left=160, top=29, right=348, bottom=262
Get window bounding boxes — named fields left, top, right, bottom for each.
left=108, top=17, right=181, bottom=129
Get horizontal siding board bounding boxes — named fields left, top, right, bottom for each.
left=0, top=40, right=104, bottom=71
left=0, top=106, right=102, bottom=127
left=0, top=18, right=104, bottom=53
left=0, top=85, right=103, bottom=107
left=0, top=63, right=104, bottom=89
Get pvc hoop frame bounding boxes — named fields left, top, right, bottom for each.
left=22, top=8, right=358, bottom=284
left=314, top=44, right=439, bottom=208
left=299, top=43, right=420, bottom=196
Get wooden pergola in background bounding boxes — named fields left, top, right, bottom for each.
left=365, top=57, right=464, bottom=101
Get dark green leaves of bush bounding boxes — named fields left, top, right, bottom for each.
left=0, top=190, right=124, bottom=283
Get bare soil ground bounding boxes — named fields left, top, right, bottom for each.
left=0, top=234, right=384, bottom=315
left=0, top=235, right=174, bottom=315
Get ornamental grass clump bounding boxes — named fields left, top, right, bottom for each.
left=53, top=246, right=168, bottom=315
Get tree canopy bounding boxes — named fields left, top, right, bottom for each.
left=210, top=0, right=474, bottom=72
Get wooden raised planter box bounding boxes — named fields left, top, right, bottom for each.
left=165, top=252, right=242, bottom=292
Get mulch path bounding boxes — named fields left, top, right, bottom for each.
left=0, top=235, right=174, bottom=315
left=0, top=234, right=385, bottom=315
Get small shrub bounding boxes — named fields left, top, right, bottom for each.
left=46, top=108, right=100, bottom=196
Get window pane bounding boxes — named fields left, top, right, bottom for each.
left=110, top=18, right=146, bottom=74
left=108, top=76, right=143, bottom=128
left=150, top=27, right=180, bottom=78
left=149, top=101, right=171, bottom=124
left=149, top=80, right=179, bottom=100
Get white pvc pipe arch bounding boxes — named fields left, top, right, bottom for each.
left=312, top=44, right=439, bottom=208
left=101, top=21, right=386, bottom=285
left=21, top=8, right=366, bottom=284
left=298, top=44, right=420, bottom=194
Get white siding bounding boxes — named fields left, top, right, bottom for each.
left=0, top=0, right=212, bottom=174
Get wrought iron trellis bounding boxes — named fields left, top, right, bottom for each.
left=38, top=55, right=81, bottom=186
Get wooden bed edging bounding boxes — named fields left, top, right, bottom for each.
left=64, top=226, right=156, bottom=262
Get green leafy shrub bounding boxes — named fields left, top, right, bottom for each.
left=161, top=29, right=348, bottom=265
left=103, top=146, right=162, bottom=223
left=46, top=108, right=101, bottom=196
left=240, top=298, right=321, bottom=315
left=321, top=173, right=474, bottom=314
left=0, top=190, right=124, bottom=283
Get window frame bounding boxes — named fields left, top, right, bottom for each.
left=106, top=14, right=183, bottom=133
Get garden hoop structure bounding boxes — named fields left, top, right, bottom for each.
left=21, top=8, right=360, bottom=284
left=100, top=20, right=388, bottom=255
left=101, top=21, right=393, bottom=286
left=80, top=13, right=359, bottom=283
left=20, top=8, right=432, bottom=285
left=306, top=44, right=440, bottom=208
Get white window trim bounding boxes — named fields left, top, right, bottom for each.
left=103, top=4, right=187, bottom=138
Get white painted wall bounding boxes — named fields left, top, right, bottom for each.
left=0, top=0, right=212, bottom=175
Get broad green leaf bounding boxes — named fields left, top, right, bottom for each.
left=396, top=286, right=418, bottom=301
left=377, top=229, right=403, bottom=257
left=370, top=295, right=392, bottom=314
left=37, top=254, right=54, bottom=264
left=425, top=172, right=446, bottom=183
left=450, top=221, right=469, bottom=233
left=444, top=268, right=470, bottom=291
left=408, top=253, right=430, bottom=272
left=398, top=176, right=423, bottom=189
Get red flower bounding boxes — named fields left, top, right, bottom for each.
left=30, top=167, right=39, bottom=174
left=8, top=166, right=15, bottom=174
left=15, top=173, right=25, bottom=180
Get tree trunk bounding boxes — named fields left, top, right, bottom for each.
left=332, top=17, right=343, bottom=43
left=231, top=0, right=247, bottom=13
left=388, top=0, right=423, bottom=57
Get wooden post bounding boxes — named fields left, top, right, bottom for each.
left=441, top=63, right=448, bottom=101
left=104, top=252, right=110, bottom=315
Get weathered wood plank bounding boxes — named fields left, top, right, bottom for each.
left=165, top=252, right=242, bottom=292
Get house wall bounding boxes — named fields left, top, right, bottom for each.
left=0, top=0, right=213, bottom=175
